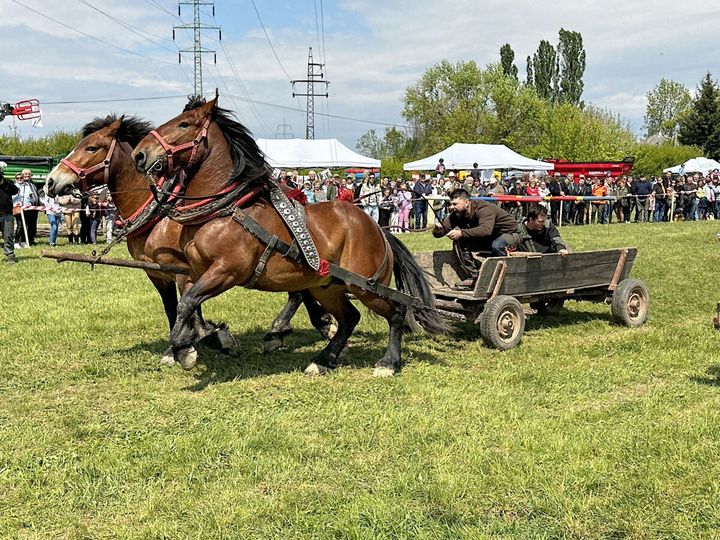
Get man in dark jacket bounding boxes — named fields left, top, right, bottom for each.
left=547, top=173, right=562, bottom=224
left=0, top=163, right=19, bottom=263
left=412, top=175, right=433, bottom=229
left=432, top=188, right=518, bottom=289
left=494, top=205, right=569, bottom=255
left=633, top=175, right=653, bottom=222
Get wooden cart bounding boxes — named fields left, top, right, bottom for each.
left=413, top=248, right=649, bottom=350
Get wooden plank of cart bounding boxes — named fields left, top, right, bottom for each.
left=412, top=248, right=649, bottom=350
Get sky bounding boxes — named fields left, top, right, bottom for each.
left=0, top=0, right=718, bottom=152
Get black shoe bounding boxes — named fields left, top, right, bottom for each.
left=453, top=278, right=476, bottom=291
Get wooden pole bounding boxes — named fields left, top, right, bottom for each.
left=19, top=207, right=30, bottom=246
left=41, top=250, right=191, bottom=275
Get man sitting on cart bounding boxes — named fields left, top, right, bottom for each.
left=494, top=205, right=569, bottom=256
left=432, top=188, right=518, bottom=290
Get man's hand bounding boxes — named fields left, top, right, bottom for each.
left=446, top=228, right=463, bottom=241
left=558, top=248, right=569, bottom=256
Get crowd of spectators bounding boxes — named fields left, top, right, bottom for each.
left=278, top=165, right=720, bottom=231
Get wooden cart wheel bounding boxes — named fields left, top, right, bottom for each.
left=611, top=279, right=649, bottom=327
left=530, top=298, right=565, bottom=315
left=480, top=295, right=525, bottom=350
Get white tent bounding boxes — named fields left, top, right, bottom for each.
left=663, top=157, right=720, bottom=175
left=403, top=143, right=554, bottom=171
left=256, top=138, right=380, bottom=168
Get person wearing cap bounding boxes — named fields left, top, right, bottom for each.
left=302, top=180, right=316, bottom=203
left=432, top=188, right=518, bottom=290
left=0, top=162, right=18, bottom=263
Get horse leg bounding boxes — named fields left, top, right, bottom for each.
left=263, top=292, right=336, bottom=353
left=196, top=304, right=240, bottom=356
left=304, top=286, right=360, bottom=376
left=301, top=290, right=337, bottom=340
left=263, top=291, right=304, bottom=352
left=148, top=275, right=179, bottom=366
left=352, top=288, right=406, bottom=377
left=170, top=270, right=237, bottom=370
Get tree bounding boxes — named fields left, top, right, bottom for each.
left=525, top=55, right=533, bottom=88
left=557, top=28, right=586, bottom=106
left=678, top=72, right=720, bottom=158
left=631, top=143, right=703, bottom=176
left=0, top=129, right=79, bottom=157
left=531, top=40, right=559, bottom=102
left=644, top=79, right=692, bottom=140
left=356, top=128, right=385, bottom=159
left=402, top=60, right=493, bottom=153
left=500, top=44, right=518, bottom=82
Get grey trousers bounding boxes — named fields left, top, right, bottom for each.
left=2, top=214, right=15, bottom=260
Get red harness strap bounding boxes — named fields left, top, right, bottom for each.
left=147, top=116, right=212, bottom=174
left=60, top=138, right=118, bottom=193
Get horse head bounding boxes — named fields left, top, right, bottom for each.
left=132, top=97, right=217, bottom=178
left=46, top=115, right=151, bottom=197
left=132, top=96, right=269, bottom=189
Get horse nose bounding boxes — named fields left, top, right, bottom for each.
left=134, top=150, right=146, bottom=170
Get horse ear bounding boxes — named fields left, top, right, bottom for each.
left=106, top=117, right=123, bottom=137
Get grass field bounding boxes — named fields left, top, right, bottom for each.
left=2, top=221, right=720, bottom=539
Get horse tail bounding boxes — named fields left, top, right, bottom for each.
left=382, top=230, right=452, bottom=335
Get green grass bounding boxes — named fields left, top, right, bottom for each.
left=2, top=222, right=720, bottom=539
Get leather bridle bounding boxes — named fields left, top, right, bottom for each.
left=60, top=137, right=118, bottom=193
left=146, top=116, right=212, bottom=174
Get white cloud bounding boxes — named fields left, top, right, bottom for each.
left=1, top=0, right=718, bottom=148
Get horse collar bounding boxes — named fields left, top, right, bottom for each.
left=148, top=116, right=212, bottom=174
left=61, top=137, right=118, bottom=193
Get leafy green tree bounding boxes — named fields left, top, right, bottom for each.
left=534, top=104, right=636, bottom=161
left=678, top=72, right=720, bottom=158
left=531, top=40, right=559, bottom=102
left=402, top=60, right=492, bottom=153
left=500, top=44, right=518, bottom=82
left=557, top=28, right=586, bottom=106
left=644, top=79, right=692, bottom=140
left=525, top=55, right=533, bottom=87
left=356, top=128, right=385, bottom=159
left=631, top=143, right=703, bottom=176
left=0, top=129, right=79, bottom=157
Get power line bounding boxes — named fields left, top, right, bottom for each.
left=77, top=0, right=178, bottom=52
left=9, top=0, right=177, bottom=66
left=142, top=0, right=182, bottom=21
left=43, top=95, right=188, bottom=105
left=249, top=0, right=293, bottom=82
left=40, top=93, right=409, bottom=129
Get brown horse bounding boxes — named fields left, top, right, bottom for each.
left=132, top=98, right=448, bottom=376
left=46, top=115, right=333, bottom=366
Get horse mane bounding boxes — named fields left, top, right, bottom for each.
left=184, top=96, right=270, bottom=185
left=80, top=115, right=154, bottom=147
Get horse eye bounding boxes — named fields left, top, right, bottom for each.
left=86, top=146, right=98, bottom=152
left=179, top=121, right=190, bottom=128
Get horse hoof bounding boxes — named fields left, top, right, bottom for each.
left=176, top=347, right=198, bottom=370
left=217, top=330, right=240, bottom=356
left=373, top=366, right=397, bottom=378
left=304, top=362, right=330, bottom=376
left=160, top=347, right=176, bottom=366
left=263, top=338, right=285, bottom=353
left=322, top=323, right=338, bottom=340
